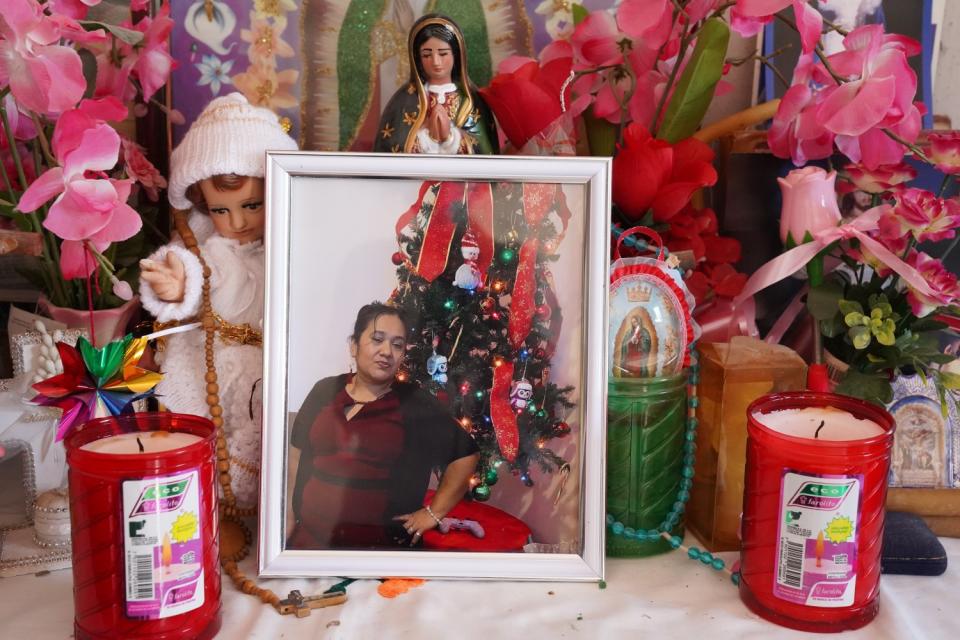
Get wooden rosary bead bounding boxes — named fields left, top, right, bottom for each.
left=206, top=383, right=219, bottom=394
left=207, top=394, right=220, bottom=405
left=205, top=371, right=218, bottom=383
left=217, top=461, right=230, bottom=472
left=212, top=416, right=224, bottom=427
left=209, top=405, right=223, bottom=418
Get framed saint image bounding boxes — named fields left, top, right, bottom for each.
left=258, top=152, right=609, bottom=581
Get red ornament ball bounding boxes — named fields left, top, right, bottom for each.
left=391, top=251, right=405, bottom=265
left=536, top=304, right=551, bottom=318
left=535, top=348, right=546, bottom=359
left=554, top=421, right=570, bottom=436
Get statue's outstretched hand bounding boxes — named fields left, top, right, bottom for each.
left=140, top=251, right=186, bottom=303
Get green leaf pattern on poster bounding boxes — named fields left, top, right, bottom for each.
left=337, top=0, right=387, bottom=150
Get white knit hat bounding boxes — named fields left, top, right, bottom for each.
left=167, top=93, right=298, bottom=210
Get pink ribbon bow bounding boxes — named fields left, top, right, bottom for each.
left=734, top=206, right=937, bottom=309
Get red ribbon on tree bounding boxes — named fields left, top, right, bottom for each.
left=489, top=359, right=520, bottom=461
left=466, top=182, right=495, bottom=276
left=394, top=181, right=434, bottom=238
left=416, top=182, right=466, bottom=282
left=508, top=183, right=559, bottom=349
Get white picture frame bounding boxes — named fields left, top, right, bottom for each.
left=258, top=152, right=609, bottom=581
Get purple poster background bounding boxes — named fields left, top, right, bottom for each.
left=169, top=0, right=616, bottom=148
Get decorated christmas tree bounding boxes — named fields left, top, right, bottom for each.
left=388, top=180, right=575, bottom=499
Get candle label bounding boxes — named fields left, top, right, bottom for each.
left=122, top=469, right=204, bottom=619
left=773, top=471, right=861, bottom=608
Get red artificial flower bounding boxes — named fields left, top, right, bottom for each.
left=612, top=124, right=717, bottom=222
left=480, top=55, right=588, bottom=151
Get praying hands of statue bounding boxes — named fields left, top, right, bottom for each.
left=140, top=252, right=187, bottom=303
left=427, top=103, right=451, bottom=143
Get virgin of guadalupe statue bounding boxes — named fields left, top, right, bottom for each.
left=374, top=14, right=499, bottom=155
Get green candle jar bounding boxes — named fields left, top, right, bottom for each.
left=606, top=372, right=687, bottom=557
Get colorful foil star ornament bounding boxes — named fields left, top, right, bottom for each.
left=31, top=334, right=162, bottom=442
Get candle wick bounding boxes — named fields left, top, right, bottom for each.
left=814, top=420, right=825, bottom=439
left=136, top=436, right=145, bottom=453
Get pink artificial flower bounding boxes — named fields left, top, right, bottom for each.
left=0, top=94, right=37, bottom=143
left=121, top=138, right=166, bottom=202
left=616, top=0, right=672, bottom=52
left=683, top=0, right=724, bottom=24
left=840, top=162, right=917, bottom=194
left=47, top=0, right=100, bottom=20
left=130, top=4, right=176, bottom=101
left=0, top=0, right=87, bottom=114
left=734, top=0, right=822, bottom=54
left=17, top=102, right=140, bottom=279
left=926, top=132, right=960, bottom=175
left=819, top=25, right=923, bottom=168
left=880, top=188, right=960, bottom=243
left=568, top=8, right=673, bottom=127
left=904, top=250, right=960, bottom=317
left=768, top=83, right=834, bottom=166
left=92, top=4, right=175, bottom=103
left=777, top=166, right=842, bottom=245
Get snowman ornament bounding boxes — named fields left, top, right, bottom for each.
left=509, top=378, right=534, bottom=410
left=453, top=229, right=483, bottom=290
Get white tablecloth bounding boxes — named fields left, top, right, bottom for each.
left=1, top=537, right=956, bottom=639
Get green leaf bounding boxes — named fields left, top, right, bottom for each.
left=572, top=3, right=589, bottom=25
left=79, top=20, right=144, bottom=46
left=807, top=280, right=844, bottom=320
left=910, top=316, right=949, bottom=333
left=583, top=107, right=618, bottom=156
left=940, top=372, right=960, bottom=390
left=835, top=370, right=893, bottom=406
left=656, top=18, right=730, bottom=143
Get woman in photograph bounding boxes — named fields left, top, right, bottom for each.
left=287, top=302, right=479, bottom=549
left=373, top=13, right=498, bottom=154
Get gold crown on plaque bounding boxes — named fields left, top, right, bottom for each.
left=626, top=283, right=652, bottom=303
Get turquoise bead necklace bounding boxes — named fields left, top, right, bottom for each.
left=604, top=344, right=741, bottom=586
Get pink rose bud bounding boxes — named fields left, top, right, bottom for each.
left=111, top=277, right=134, bottom=301
left=778, top=166, right=842, bottom=247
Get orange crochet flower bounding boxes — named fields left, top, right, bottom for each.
left=377, top=578, right=426, bottom=599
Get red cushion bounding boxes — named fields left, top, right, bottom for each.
left=421, top=490, right=530, bottom=552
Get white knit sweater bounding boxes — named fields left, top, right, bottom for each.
left=140, top=212, right=265, bottom=507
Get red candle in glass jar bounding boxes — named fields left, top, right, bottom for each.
left=65, top=413, right=221, bottom=640
left=740, top=392, right=894, bottom=632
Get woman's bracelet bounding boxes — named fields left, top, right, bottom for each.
left=424, top=504, right=444, bottom=527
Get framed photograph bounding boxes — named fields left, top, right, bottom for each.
left=258, top=152, right=609, bottom=581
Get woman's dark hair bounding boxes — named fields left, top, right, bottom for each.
left=184, top=173, right=253, bottom=214
left=351, top=302, right=410, bottom=343
left=412, top=16, right=462, bottom=84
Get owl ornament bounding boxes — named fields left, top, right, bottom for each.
left=509, top=378, right=533, bottom=411
left=426, top=351, right=448, bottom=384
